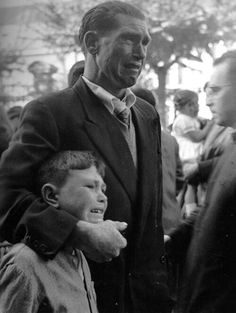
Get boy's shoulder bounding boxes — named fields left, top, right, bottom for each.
left=1, top=243, right=42, bottom=273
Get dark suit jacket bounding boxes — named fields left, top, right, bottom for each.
left=178, top=141, right=236, bottom=313
left=0, top=78, right=171, bottom=313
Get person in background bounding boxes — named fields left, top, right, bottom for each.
left=168, top=50, right=236, bottom=313
left=171, top=90, right=212, bottom=217
left=68, top=60, right=85, bottom=87
left=0, top=2, right=172, bottom=313
left=7, top=106, right=23, bottom=133
left=0, top=105, right=12, bottom=158
left=183, top=82, right=234, bottom=207
left=0, top=150, right=106, bottom=313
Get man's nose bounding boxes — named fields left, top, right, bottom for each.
left=134, top=43, right=146, bottom=59
left=206, top=93, right=213, bottom=107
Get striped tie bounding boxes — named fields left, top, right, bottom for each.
left=116, top=107, right=130, bottom=126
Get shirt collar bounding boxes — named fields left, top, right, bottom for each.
left=82, top=76, right=136, bottom=114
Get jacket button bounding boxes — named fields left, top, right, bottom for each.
left=33, top=240, right=39, bottom=248
left=39, top=244, right=47, bottom=253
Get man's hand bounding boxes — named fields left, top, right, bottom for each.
left=70, top=220, right=128, bottom=263
left=183, top=162, right=199, bottom=180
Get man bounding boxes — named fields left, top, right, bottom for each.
left=173, top=50, right=236, bottom=312
left=0, top=2, right=171, bottom=313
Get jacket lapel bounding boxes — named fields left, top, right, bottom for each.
left=73, top=78, right=137, bottom=203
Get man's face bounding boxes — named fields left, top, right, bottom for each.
left=207, top=61, right=236, bottom=128
left=57, top=166, right=107, bottom=224
left=94, top=13, right=151, bottom=96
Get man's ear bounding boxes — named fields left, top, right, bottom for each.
left=84, top=31, right=99, bottom=55
left=41, top=183, right=59, bottom=208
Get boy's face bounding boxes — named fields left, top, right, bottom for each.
left=57, top=166, right=107, bottom=223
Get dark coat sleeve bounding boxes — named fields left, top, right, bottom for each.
left=0, top=99, right=78, bottom=258
left=166, top=212, right=197, bottom=264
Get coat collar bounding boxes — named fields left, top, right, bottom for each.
left=73, top=78, right=137, bottom=203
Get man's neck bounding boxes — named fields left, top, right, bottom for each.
left=83, top=75, right=126, bottom=100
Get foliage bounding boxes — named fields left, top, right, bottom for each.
left=28, top=0, right=236, bottom=125
left=128, top=0, right=236, bottom=126
left=0, top=31, right=22, bottom=75
left=32, top=0, right=105, bottom=55
left=132, top=0, right=236, bottom=67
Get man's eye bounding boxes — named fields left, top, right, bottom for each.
left=86, top=185, right=94, bottom=189
left=208, top=86, right=221, bottom=93
left=123, top=38, right=133, bottom=44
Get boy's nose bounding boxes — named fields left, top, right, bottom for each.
left=98, top=191, right=107, bottom=204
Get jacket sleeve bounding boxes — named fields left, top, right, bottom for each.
left=166, top=212, right=197, bottom=264
left=0, top=100, right=78, bottom=258
left=0, top=261, right=39, bottom=313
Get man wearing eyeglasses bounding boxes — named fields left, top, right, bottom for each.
left=169, top=50, right=236, bottom=313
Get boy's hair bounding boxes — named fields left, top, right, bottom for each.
left=78, top=1, right=146, bottom=54
left=174, top=89, right=198, bottom=111
left=37, top=151, right=105, bottom=192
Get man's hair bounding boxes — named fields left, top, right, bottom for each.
left=37, top=151, right=105, bottom=192
left=173, top=89, right=198, bottom=111
left=78, top=1, right=146, bottom=53
left=132, top=87, right=156, bottom=107
left=213, top=50, right=236, bottom=82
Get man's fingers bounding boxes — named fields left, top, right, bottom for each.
left=113, top=221, right=128, bottom=231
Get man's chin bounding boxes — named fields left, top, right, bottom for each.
left=123, top=76, right=138, bottom=88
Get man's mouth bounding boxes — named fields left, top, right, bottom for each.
left=125, top=62, right=142, bottom=71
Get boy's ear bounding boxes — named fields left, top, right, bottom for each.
left=84, top=31, right=99, bottom=55
left=41, top=183, right=59, bottom=208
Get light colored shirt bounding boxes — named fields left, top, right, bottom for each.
left=172, top=113, right=203, bottom=163
left=82, top=76, right=138, bottom=167
left=82, top=76, right=136, bottom=116
left=0, top=243, right=98, bottom=313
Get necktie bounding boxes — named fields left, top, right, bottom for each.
left=116, top=107, right=130, bottom=126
